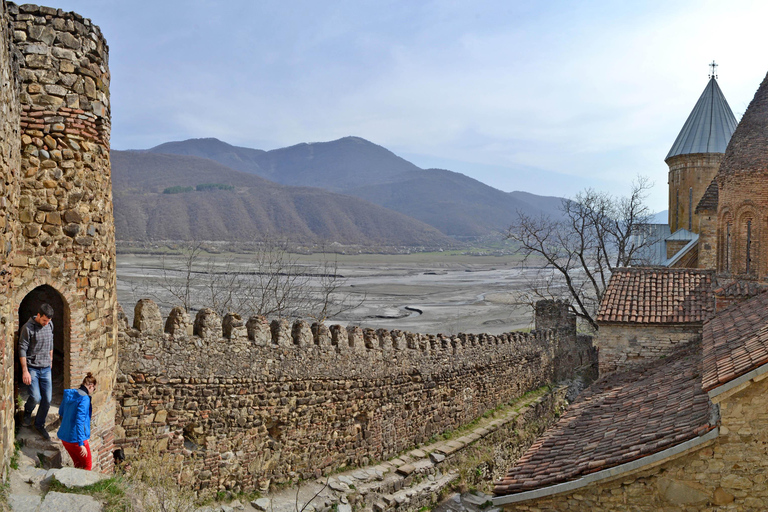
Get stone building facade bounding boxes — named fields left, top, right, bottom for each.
left=667, top=153, right=724, bottom=235
left=660, top=75, right=737, bottom=269
left=716, top=73, right=768, bottom=278
left=594, top=268, right=714, bottom=374
left=494, top=69, right=768, bottom=512
left=495, top=288, right=768, bottom=512
left=115, top=300, right=596, bottom=493
left=0, top=1, right=117, bottom=476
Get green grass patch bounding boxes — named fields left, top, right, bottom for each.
left=424, top=385, right=551, bottom=445
left=48, top=476, right=127, bottom=512
left=9, top=441, right=21, bottom=470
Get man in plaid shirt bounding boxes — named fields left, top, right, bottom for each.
left=18, top=303, right=55, bottom=440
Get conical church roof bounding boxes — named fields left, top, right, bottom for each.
left=719, top=71, right=768, bottom=174
left=666, top=77, right=738, bottom=160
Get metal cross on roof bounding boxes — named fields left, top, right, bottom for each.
left=709, top=60, right=718, bottom=79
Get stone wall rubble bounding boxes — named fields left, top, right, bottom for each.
left=115, top=299, right=596, bottom=493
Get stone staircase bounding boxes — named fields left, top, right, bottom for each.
left=7, top=449, right=105, bottom=511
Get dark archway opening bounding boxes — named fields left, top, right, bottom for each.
left=15, top=285, right=69, bottom=424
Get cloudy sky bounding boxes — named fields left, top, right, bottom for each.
left=51, top=0, right=768, bottom=212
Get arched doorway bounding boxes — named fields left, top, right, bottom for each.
left=15, top=285, right=70, bottom=421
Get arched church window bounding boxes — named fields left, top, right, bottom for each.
left=688, top=187, right=693, bottom=231
left=726, top=223, right=731, bottom=272
left=746, top=220, right=753, bottom=274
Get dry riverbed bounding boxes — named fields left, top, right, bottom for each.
left=117, top=251, right=541, bottom=335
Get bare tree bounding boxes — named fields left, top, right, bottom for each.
left=149, top=241, right=364, bottom=321
left=158, top=242, right=204, bottom=312
left=506, top=177, right=656, bottom=331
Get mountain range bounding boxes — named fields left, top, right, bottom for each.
left=111, top=137, right=565, bottom=245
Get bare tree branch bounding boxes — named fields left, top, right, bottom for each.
left=506, top=177, right=657, bottom=331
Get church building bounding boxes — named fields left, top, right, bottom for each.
left=493, top=69, right=768, bottom=510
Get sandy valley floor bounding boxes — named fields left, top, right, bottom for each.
left=117, top=252, right=544, bottom=335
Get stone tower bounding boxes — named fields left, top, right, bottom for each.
left=717, top=71, right=768, bottom=279
left=0, top=2, right=116, bottom=475
left=666, top=74, right=737, bottom=268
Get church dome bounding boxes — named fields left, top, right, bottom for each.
left=666, top=77, right=738, bottom=161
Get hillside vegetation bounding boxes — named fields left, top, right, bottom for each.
left=149, top=137, right=564, bottom=237
left=111, top=151, right=452, bottom=246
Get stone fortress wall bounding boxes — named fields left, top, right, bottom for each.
left=0, top=0, right=23, bottom=482
left=115, top=300, right=595, bottom=493
left=0, top=1, right=117, bottom=476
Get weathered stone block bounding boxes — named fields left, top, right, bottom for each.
left=133, top=299, right=162, bottom=334
left=194, top=308, right=221, bottom=339
left=164, top=306, right=191, bottom=336
left=223, top=312, right=247, bottom=339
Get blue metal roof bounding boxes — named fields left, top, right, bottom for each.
left=666, top=78, right=738, bottom=160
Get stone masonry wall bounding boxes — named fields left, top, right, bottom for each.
left=504, top=374, right=768, bottom=511
left=115, top=300, right=596, bottom=494
left=596, top=324, right=700, bottom=375
left=0, top=2, right=117, bottom=473
left=0, top=0, right=22, bottom=483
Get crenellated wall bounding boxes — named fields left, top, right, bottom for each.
left=0, top=2, right=116, bottom=475
left=115, top=300, right=596, bottom=493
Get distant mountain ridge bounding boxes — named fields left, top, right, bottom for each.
left=148, top=137, right=564, bottom=237
left=111, top=151, right=452, bottom=245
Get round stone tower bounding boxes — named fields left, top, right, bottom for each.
left=717, top=71, right=768, bottom=279
left=0, top=3, right=117, bottom=473
left=666, top=75, right=737, bottom=239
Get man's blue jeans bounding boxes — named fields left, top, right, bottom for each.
left=24, top=366, right=52, bottom=428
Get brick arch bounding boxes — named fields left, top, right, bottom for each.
left=16, top=285, right=70, bottom=404
left=733, top=205, right=759, bottom=276
left=12, top=277, right=84, bottom=393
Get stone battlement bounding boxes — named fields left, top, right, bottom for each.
left=116, top=299, right=596, bottom=492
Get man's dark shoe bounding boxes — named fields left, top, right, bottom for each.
left=35, top=425, right=50, bottom=441
left=22, top=413, right=33, bottom=427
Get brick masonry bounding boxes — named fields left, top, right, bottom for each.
left=667, top=153, right=723, bottom=235
left=114, top=300, right=596, bottom=494
left=0, top=1, right=117, bottom=475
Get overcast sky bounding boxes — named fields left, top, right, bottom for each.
left=50, top=0, right=768, bottom=212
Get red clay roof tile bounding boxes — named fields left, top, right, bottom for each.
left=702, top=290, right=768, bottom=391
left=596, top=268, right=714, bottom=324
left=494, top=342, right=712, bottom=497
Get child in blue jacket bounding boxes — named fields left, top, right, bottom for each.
left=57, top=373, right=96, bottom=470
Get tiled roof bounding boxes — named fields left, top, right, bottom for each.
left=694, top=177, right=718, bottom=214
left=597, top=268, right=714, bottom=324
left=713, top=280, right=767, bottom=299
left=702, top=290, right=768, bottom=392
left=494, top=342, right=714, bottom=497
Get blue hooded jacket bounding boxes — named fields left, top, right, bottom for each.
left=57, top=387, right=91, bottom=445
